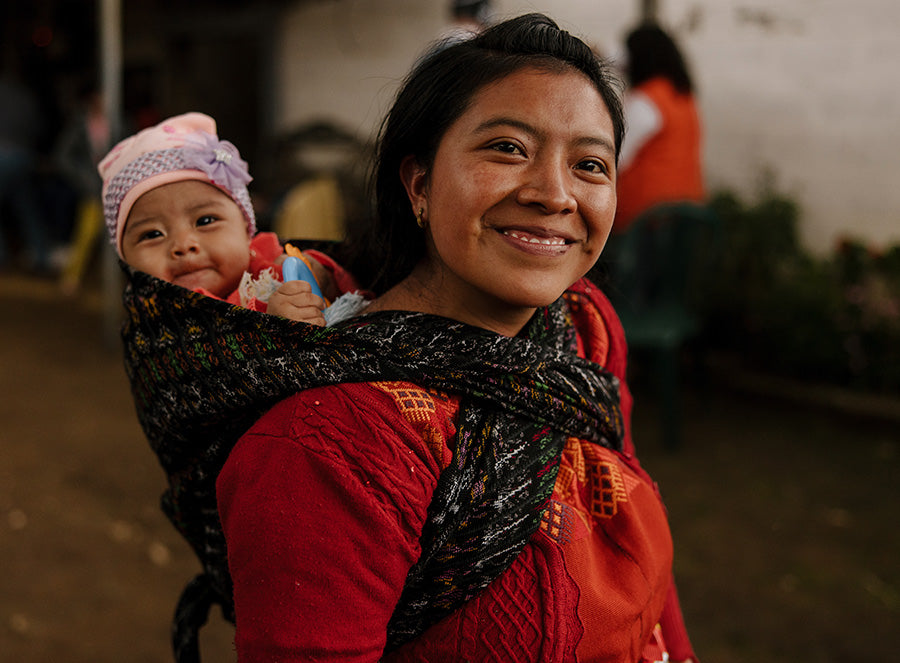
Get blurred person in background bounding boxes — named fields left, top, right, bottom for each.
left=0, top=70, right=51, bottom=273
left=49, top=79, right=108, bottom=281
left=613, top=22, right=704, bottom=233
left=439, top=0, right=493, bottom=44
left=54, top=80, right=108, bottom=217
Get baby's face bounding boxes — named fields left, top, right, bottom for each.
left=121, top=180, right=252, bottom=298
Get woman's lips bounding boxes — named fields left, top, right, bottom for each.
left=501, top=229, right=568, bottom=246
left=498, top=228, right=573, bottom=255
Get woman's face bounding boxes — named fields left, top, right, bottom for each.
left=402, top=66, right=617, bottom=335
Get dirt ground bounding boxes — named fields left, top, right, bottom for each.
left=1, top=272, right=898, bottom=663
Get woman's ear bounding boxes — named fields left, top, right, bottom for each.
left=399, top=155, right=428, bottom=212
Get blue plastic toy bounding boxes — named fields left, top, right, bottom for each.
left=282, top=255, right=324, bottom=299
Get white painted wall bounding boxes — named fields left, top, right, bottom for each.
left=274, top=1, right=444, bottom=137
left=275, top=0, right=900, bottom=254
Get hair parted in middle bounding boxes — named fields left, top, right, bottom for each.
left=353, top=13, right=625, bottom=294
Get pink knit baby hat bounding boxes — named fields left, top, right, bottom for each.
left=98, top=112, right=256, bottom=257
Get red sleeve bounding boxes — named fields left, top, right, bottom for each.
left=216, top=383, right=449, bottom=662
left=659, top=579, right=698, bottom=662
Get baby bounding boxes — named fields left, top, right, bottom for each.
left=99, top=112, right=354, bottom=325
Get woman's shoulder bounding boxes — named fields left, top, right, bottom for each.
left=564, top=277, right=627, bottom=374
left=242, top=380, right=458, bottom=475
left=220, top=381, right=459, bottom=542
left=565, top=277, right=619, bottom=318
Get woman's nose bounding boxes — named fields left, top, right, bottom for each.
left=516, top=159, right=577, bottom=214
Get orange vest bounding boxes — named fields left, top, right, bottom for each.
left=614, top=77, right=704, bottom=232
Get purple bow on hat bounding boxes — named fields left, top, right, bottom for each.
left=182, top=130, right=253, bottom=193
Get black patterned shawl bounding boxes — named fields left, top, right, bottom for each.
left=120, top=266, right=623, bottom=658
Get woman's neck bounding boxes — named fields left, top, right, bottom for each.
left=365, top=265, right=536, bottom=337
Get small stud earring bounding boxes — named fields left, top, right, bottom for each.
left=416, top=208, right=426, bottom=229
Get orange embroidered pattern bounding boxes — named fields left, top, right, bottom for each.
left=373, top=382, right=436, bottom=425
left=547, top=438, right=631, bottom=533
left=590, top=460, right=628, bottom=519
left=539, top=499, right=572, bottom=545
left=373, top=381, right=450, bottom=467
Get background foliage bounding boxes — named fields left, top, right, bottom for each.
left=700, top=183, right=900, bottom=394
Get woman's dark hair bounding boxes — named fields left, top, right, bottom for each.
left=625, top=22, right=693, bottom=94
left=349, top=13, right=625, bottom=294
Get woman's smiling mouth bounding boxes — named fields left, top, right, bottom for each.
left=498, top=228, right=575, bottom=256
left=502, top=229, right=568, bottom=246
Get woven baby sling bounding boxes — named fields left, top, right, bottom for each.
left=120, top=266, right=623, bottom=661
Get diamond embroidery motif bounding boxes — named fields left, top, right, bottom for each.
left=374, top=382, right=436, bottom=425
left=539, top=499, right=571, bottom=545
left=590, top=461, right=627, bottom=519
left=373, top=382, right=453, bottom=468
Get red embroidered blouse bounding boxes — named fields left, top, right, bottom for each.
left=216, top=279, right=696, bottom=662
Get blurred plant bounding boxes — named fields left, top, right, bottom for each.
left=700, top=180, right=900, bottom=393
left=834, top=239, right=900, bottom=390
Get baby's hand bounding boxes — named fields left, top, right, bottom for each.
left=304, top=253, right=338, bottom=301
left=267, top=280, right=327, bottom=326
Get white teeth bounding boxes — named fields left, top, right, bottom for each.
left=503, top=230, right=566, bottom=246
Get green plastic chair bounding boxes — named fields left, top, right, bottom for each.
left=603, top=202, right=720, bottom=450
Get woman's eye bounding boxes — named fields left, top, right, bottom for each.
left=489, top=141, right=523, bottom=155
left=196, top=215, right=217, bottom=227
left=576, top=159, right=609, bottom=176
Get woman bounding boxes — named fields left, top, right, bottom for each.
left=614, top=23, right=704, bottom=232
left=216, top=14, right=696, bottom=662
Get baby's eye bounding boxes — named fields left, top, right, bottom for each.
left=196, top=215, right=217, bottom=227
left=575, top=159, right=610, bottom=176
left=137, top=229, right=163, bottom=242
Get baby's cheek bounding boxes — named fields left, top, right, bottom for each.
left=125, top=251, right=168, bottom=282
